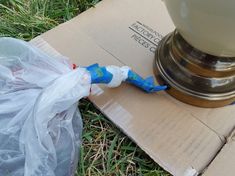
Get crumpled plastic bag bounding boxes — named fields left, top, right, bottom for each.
left=0, top=38, right=91, bottom=176
left=0, top=37, right=167, bottom=176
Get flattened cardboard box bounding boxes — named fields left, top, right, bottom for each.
left=31, top=0, right=235, bottom=175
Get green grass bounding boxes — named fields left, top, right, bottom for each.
left=0, top=1, right=170, bottom=175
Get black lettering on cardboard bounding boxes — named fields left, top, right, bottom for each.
left=131, top=34, right=150, bottom=49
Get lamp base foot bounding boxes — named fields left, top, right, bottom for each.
left=154, top=30, right=235, bottom=108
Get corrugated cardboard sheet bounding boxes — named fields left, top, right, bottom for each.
left=31, top=0, right=235, bottom=175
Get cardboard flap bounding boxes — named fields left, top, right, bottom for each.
left=203, top=131, right=235, bottom=176
left=31, top=0, right=235, bottom=175
left=65, top=0, right=235, bottom=139
left=68, top=0, right=174, bottom=77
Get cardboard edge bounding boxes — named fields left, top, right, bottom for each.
left=30, top=33, right=231, bottom=176
left=202, top=128, right=235, bottom=176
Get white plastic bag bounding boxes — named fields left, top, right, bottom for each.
left=0, top=37, right=167, bottom=176
left=0, top=38, right=91, bottom=176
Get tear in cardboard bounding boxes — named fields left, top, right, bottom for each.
left=31, top=0, right=235, bottom=175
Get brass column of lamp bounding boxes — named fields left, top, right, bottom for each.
left=154, top=0, right=235, bottom=108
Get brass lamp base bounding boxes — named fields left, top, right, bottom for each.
left=154, top=30, right=235, bottom=108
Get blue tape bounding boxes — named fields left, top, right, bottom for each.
left=230, top=101, right=235, bottom=105
left=86, top=64, right=113, bottom=84
left=126, top=70, right=167, bottom=93
left=86, top=64, right=167, bottom=93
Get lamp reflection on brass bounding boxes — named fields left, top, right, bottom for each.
left=154, top=0, right=235, bottom=107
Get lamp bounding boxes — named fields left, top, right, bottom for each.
left=154, top=0, right=235, bottom=107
